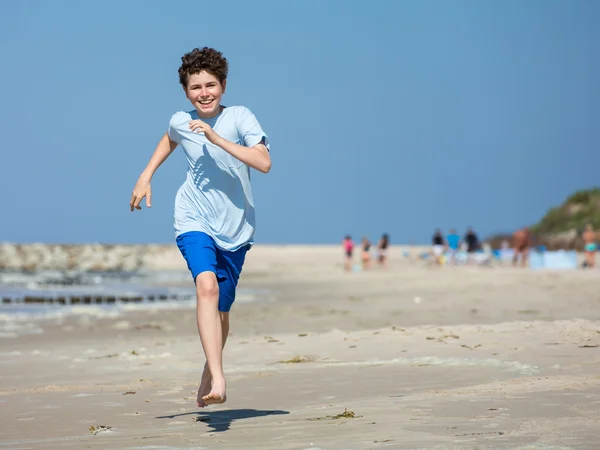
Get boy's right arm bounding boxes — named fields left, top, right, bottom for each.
left=130, top=133, right=178, bottom=212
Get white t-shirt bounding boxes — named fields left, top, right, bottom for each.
left=167, top=105, right=269, bottom=251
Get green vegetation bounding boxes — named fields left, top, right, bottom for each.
left=531, top=188, right=600, bottom=234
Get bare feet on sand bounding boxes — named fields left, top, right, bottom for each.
left=196, top=366, right=212, bottom=407
left=202, top=377, right=227, bottom=406
left=196, top=366, right=227, bottom=407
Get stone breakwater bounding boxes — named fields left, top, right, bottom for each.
left=0, top=243, right=186, bottom=272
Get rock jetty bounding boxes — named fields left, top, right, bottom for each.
left=0, top=243, right=185, bottom=272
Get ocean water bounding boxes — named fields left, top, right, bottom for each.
left=0, top=270, right=261, bottom=338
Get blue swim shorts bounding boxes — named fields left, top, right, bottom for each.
left=176, top=231, right=249, bottom=312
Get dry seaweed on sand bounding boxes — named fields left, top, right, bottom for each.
left=308, top=408, right=361, bottom=421
left=278, top=355, right=316, bottom=364
left=90, top=353, right=118, bottom=359
left=89, top=425, right=112, bottom=435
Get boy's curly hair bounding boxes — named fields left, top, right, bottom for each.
left=178, top=47, right=229, bottom=87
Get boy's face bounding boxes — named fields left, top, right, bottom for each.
left=184, top=71, right=226, bottom=118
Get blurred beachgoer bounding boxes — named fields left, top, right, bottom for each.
left=129, top=47, right=272, bottom=408
left=432, top=229, right=445, bottom=265
left=583, top=224, right=597, bottom=269
left=464, top=227, right=480, bottom=263
left=446, top=229, right=460, bottom=264
left=343, top=235, right=354, bottom=272
left=512, top=227, right=531, bottom=267
left=377, top=233, right=390, bottom=268
left=361, top=236, right=372, bottom=270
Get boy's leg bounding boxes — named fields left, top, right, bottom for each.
left=195, top=272, right=227, bottom=406
left=197, top=311, right=229, bottom=407
left=198, top=243, right=248, bottom=406
left=176, top=232, right=237, bottom=407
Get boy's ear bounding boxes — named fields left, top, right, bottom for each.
left=222, top=79, right=227, bottom=93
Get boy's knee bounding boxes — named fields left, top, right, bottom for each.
left=195, top=273, right=219, bottom=299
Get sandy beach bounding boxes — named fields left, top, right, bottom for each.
left=1, top=245, right=600, bottom=449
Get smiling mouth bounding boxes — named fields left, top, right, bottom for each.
left=199, top=100, right=214, bottom=106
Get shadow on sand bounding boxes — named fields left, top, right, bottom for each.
left=156, top=408, right=290, bottom=432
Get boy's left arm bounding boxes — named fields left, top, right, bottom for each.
left=188, top=120, right=271, bottom=173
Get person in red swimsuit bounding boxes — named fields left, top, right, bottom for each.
left=342, top=235, right=354, bottom=272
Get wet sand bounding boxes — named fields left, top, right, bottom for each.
left=1, top=246, right=600, bottom=449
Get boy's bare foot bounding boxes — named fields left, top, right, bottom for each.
left=201, top=378, right=227, bottom=406
left=196, top=366, right=212, bottom=408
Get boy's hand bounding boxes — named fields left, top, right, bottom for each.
left=189, top=120, right=221, bottom=145
left=130, top=176, right=152, bottom=212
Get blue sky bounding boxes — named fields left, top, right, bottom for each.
left=1, top=0, right=598, bottom=245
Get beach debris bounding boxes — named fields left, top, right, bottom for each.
left=89, top=425, right=112, bottom=435
left=122, top=391, right=136, bottom=395
left=308, top=408, right=361, bottom=421
left=91, top=353, right=118, bottom=359
left=374, top=440, right=393, bottom=443
left=460, top=344, right=481, bottom=350
left=134, top=323, right=162, bottom=331
left=130, top=350, right=139, bottom=356
left=267, top=339, right=279, bottom=343
left=579, top=344, right=599, bottom=348
left=298, top=333, right=308, bottom=337
left=455, top=431, right=504, bottom=437
left=439, top=334, right=460, bottom=340
left=278, top=355, right=315, bottom=364
left=518, top=309, right=540, bottom=315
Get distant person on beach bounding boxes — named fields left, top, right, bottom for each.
left=583, top=224, right=597, bottom=268
left=377, top=233, right=390, bottom=268
left=343, top=235, right=354, bottom=272
left=464, top=227, right=480, bottom=263
left=512, top=227, right=531, bottom=267
left=129, top=47, right=272, bottom=408
left=432, top=229, right=445, bottom=265
left=361, top=236, right=372, bottom=270
left=446, top=229, right=460, bottom=264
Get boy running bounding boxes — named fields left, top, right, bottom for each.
left=129, top=47, right=272, bottom=407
